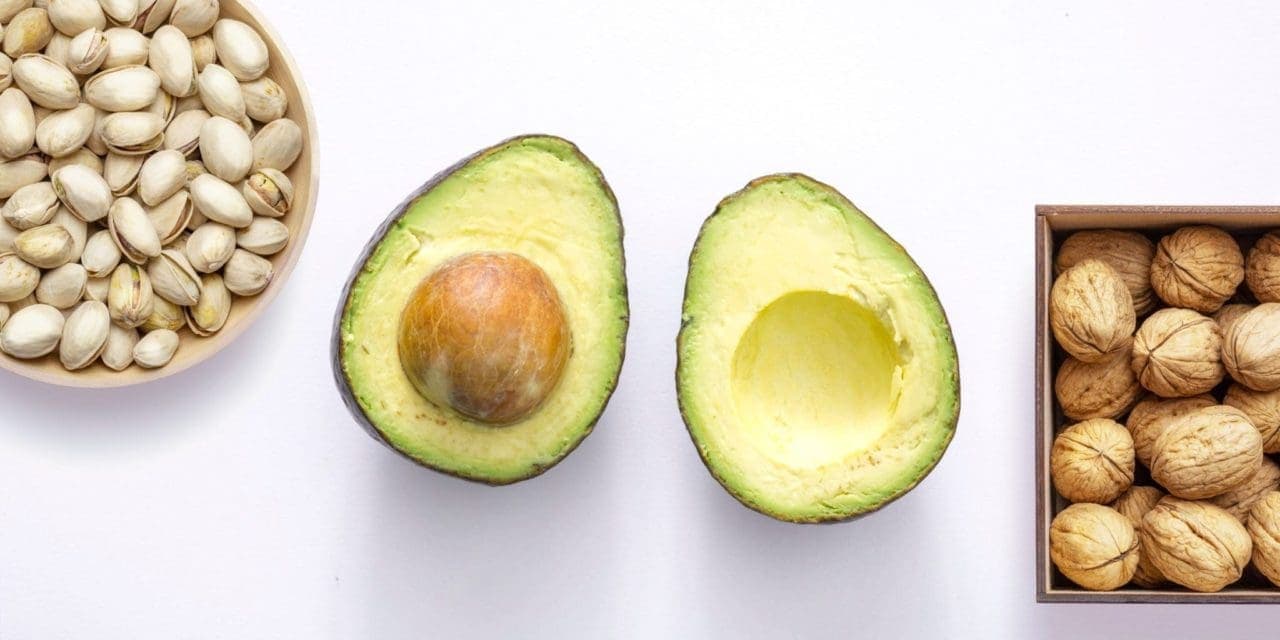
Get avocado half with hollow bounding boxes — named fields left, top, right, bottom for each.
left=677, top=174, right=959, bottom=523
left=333, top=135, right=628, bottom=484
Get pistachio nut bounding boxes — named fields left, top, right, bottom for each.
left=148, top=25, right=197, bottom=97
left=100, top=27, right=148, bottom=69
left=211, top=19, right=267, bottom=81
left=106, top=262, right=153, bottom=327
left=188, top=172, right=250, bottom=228
left=142, top=295, right=183, bottom=331
left=0, top=0, right=33, bottom=23
left=242, top=168, right=291, bottom=218
left=46, top=146, right=101, bottom=174
left=84, top=106, right=108, bottom=154
left=132, top=0, right=176, bottom=34
left=165, top=230, right=189, bottom=254
left=0, top=301, right=8, bottom=329
left=222, top=248, right=270, bottom=296
left=183, top=158, right=205, bottom=181
left=34, top=260, right=84, bottom=307
left=107, top=196, right=161, bottom=263
left=14, top=222, right=73, bottom=267
left=98, top=111, right=165, bottom=155
left=199, top=115, right=251, bottom=182
left=240, top=76, right=286, bottom=123
left=0, top=151, right=48, bottom=198
left=131, top=327, right=178, bottom=367
left=84, top=64, right=161, bottom=112
left=83, top=274, right=107, bottom=301
left=58, top=298, right=108, bottom=369
left=0, top=251, right=40, bottom=301
left=1, top=180, right=58, bottom=229
left=190, top=34, right=215, bottom=72
left=146, top=189, right=191, bottom=244
left=250, top=118, right=301, bottom=172
left=196, top=63, right=244, bottom=123
left=8, top=291, right=35, bottom=311
left=103, top=151, right=142, bottom=196
left=0, top=219, right=16, bottom=252
left=185, top=206, right=205, bottom=231
left=0, top=86, right=36, bottom=158
left=11, top=53, right=79, bottom=109
left=235, top=216, right=288, bottom=256
left=99, top=0, right=136, bottom=27
left=169, top=0, right=218, bottom=37
left=146, top=248, right=199, bottom=305
left=184, top=221, right=233, bottom=272
left=51, top=163, right=111, bottom=222
left=100, top=322, right=136, bottom=369
left=46, top=0, right=105, bottom=36
left=0, top=52, right=12, bottom=91
left=146, top=90, right=175, bottom=124
left=65, top=27, right=107, bottom=74
left=185, top=271, right=227, bottom=335
left=80, top=228, right=120, bottom=277
left=34, top=101, right=94, bottom=157
left=136, top=149, right=185, bottom=205
left=43, top=32, right=73, bottom=68
left=51, top=206, right=85, bottom=259
left=3, top=8, right=54, bottom=58
left=163, top=107, right=207, bottom=156
left=173, top=92, right=202, bottom=116
left=0, top=302, right=62, bottom=358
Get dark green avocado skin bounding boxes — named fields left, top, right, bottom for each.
left=675, top=174, right=960, bottom=523
left=330, top=134, right=629, bottom=485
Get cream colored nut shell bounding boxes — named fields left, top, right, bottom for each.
left=1050, top=260, right=1134, bottom=364
left=1055, top=353, right=1141, bottom=422
left=0, top=302, right=62, bottom=358
left=1150, top=225, right=1244, bottom=313
left=1150, top=405, right=1263, bottom=500
left=1131, top=308, right=1223, bottom=398
left=1050, top=503, right=1139, bottom=591
left=1055, top=229, right=1157, bottom=315
left=1141, top=498, right=1251, bottom=593
left=1109, top=486, right=1166, bottom=587
left=1126, top=394, right=1215, bottom=467
left=1051, top=418, right=1134, bottom=504
left=1222, top=303, right=1280, bottom=392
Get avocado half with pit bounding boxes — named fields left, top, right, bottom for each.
left=677, top=174, right=959, bottom=523
left=333, top=136, right=628, bottom=484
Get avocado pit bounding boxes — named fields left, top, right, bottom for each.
left=397, top=252, right=571, bottom=426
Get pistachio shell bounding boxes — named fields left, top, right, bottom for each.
left=185, top=271, right=226, bottom=335
left=172, top=92, right=202, bottom=116
left=148, top=25, right=196, bottom=97
left=14, top=222, right=73, bottom=268
left=46, top=0, right=105, bottom=36
left=195, top=62, right=243, bottom=122
left=82, top=274, right=107, bottom=301
left=0, top=86, right=36, bottom=159
left=99, top=322, right=136, bottom=369
left=106, top=261, right=152, bottom=327
left=190, top=34, right=215, bottom=72
left=1, top=180, right=58, bottom=229
left=142, top=295, right=183, bottom=331
left=0, top=1, right=34, bottom=24
left=0, top=52, right=13, bottom=92
left=0, top=302, right=8, bottom=329
left=168, top=0, right=218, bottom=36
left=0, top=302, right=62, bottom=357
left=12, top=53, right=79, bottom=109
left=184, top=220, right=232, bottom=272
left=51, top=163, right=111, bottom=221
left=107, top=196, right=161, bottom=263
left=132, top=326, right=177, bottom=367
left=146, top=190, right=191, bottom=245
left=102, top=151, right=142, bottom=196
left=84, top=64, right=161, bottom=111
left=65, top=27, right=107, bottom=74
left=97, top=111, right=165, bottom=155
left=46, top=146, right=101, bottom=174
left=100, top=27, right=148, bottom=69
left=0, top=151, right=48, bottom=198
left=146, top=248, right=199, bottom=305
left=235, top=216, right=287, bottom=256
left=222, top=247, right=270, bottom=296
left=137, top=148, right=185, bottom=205
left=3, top=8, right=54, bottom=58
left=250, top=117, right=301, bottom=172
left=80, top=228, right=120, bottom=277
left=34, top=102, right=94, bottom=157
left=239, top=76, right=285, bottom=123
left=188, top=172, right=249, bottom=228
left=211, top=19, right=266, bottom=81
left=51, top=205, right=85, bottom=259
left=43, top=31, right=73, bottom=68
left=0, top=219, right=17, bottom=253
left=162, top=107, right=206, bottom=156
left=34, top=261, right=85, bottom=308
left=99, top=0, right=136, bottom=27
left=0, top=251, right=40, bottom=301
left=242, top=167, right=291, bottom=218
left=199, top=114, right=251, bottom=182
left=57, top=298, right=108, bottom=369
left=132, top=0, right=176, bottom=34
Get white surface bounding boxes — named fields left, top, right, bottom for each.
left=2, top=1, right=1280, bottom=637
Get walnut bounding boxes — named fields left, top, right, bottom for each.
left=1055, top=353, right=1142, bottom=421
left=1125, top=394, right=1215, bottom=467
left=1109, top=486, right=1167, bottom=587
left=1051, top=419, right=1135, bottom=503
left=1056, top=230, right=1157, bottom=315
left=1050, top=260, right=1135, bottom=363
left=1222, top=303, right=1280, bottom=392
left=1246, top=231, right=1280, bottom=302
left=1223, top=384, right=1280, bottom=453
left=1247, top=491, right=1280, bottom=587
left=1150, top=405, right=1263, bottom=499
left=1131, top=308, right=1224, bottom=398
left=1210, top=457, right=1280, bottom=522
left=1150, top=225, right=1244, bottom=312
left=1140, top=497, right=1252, bottom=592
left=1050, top=503, right=1139, bottom=591
left=1214, top=303, right=1255, bottom=337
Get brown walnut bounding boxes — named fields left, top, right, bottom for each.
left=1214, top=303, right=1255, bottom=338
left=1141, top=497, right=1252, bottom=593
left=1055, top=353, right=1142, bottom=421
left=1150, top=225, right=1244, bottom=313
left=1130, top=308, right=1223, bottom=398
left=1050, top=260, right=1135, bottom=363
left=1125, top=394, right=1215, bottom=467
left=1247, top=491, right=1280, bottom=587
left=1222, top=303, right=1280, bottom=392
left=1051, top=418, right=1135, bottom=504
left=1209, top=457, right=1280, bottom=522
left=1109, top=485, right=1167, bottom=587
left=1245, top=231, right=1280, bottom=302
left=1055, top=230, right=1157, bottom=315
left=1223, top=383, right=1280, bottom=453
left=1149, top=405, right=1263, bottom=500
left=1050, top=503, right=1139, bottom=591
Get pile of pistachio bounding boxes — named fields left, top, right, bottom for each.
left=0, top=0, right=301, bottom=372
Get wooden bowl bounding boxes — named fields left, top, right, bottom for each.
left=0, top=0, right=319, bottom=388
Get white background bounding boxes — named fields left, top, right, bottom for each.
left=3, top=1, right=1280, bottom=637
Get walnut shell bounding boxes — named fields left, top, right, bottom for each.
left=1126, top=394, right=1216, bottom=467
left=1247, top=491, right=1280, bottom=587
left=1131, top=308, right=1224, bottom=398
left=1056, top=230, right=1157, bottom=315
left=1222, top=303, right=1280, bottom=392
left=1051, top=419, right=1135, bottom=504
left=1050, top=260, right=1135, bottom=363
left=1245, top=231, right=1280, bottom=302
left=1210, top=457, right=1280, bottom=522
left=1055, top=353, right=1142, bottom=421
left=1109, top=486, right=1167, bottom=587
left=1150, top=405, right=1263, bottom=499
left=1214, top=303, right=1255, bottom=337
left=1140, top=497, right=1251, bottom=592
left=1223, top=384, right=1280, bottom=454
left=1150, top=225, right=1244, bottom=313
left=1050, top=503, right=1139, bottom=591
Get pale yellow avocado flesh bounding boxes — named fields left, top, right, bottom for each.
left=339, top=137, right=627, bottom=483
left=678, top=175, right=959, bottom=522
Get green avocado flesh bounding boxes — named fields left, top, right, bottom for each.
left=677, top=174, right=959, bottom=522
left=338, top=136, right=628, bottom=484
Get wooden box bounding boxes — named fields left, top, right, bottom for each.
left=1035, top=205, right=1280, bottom=603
